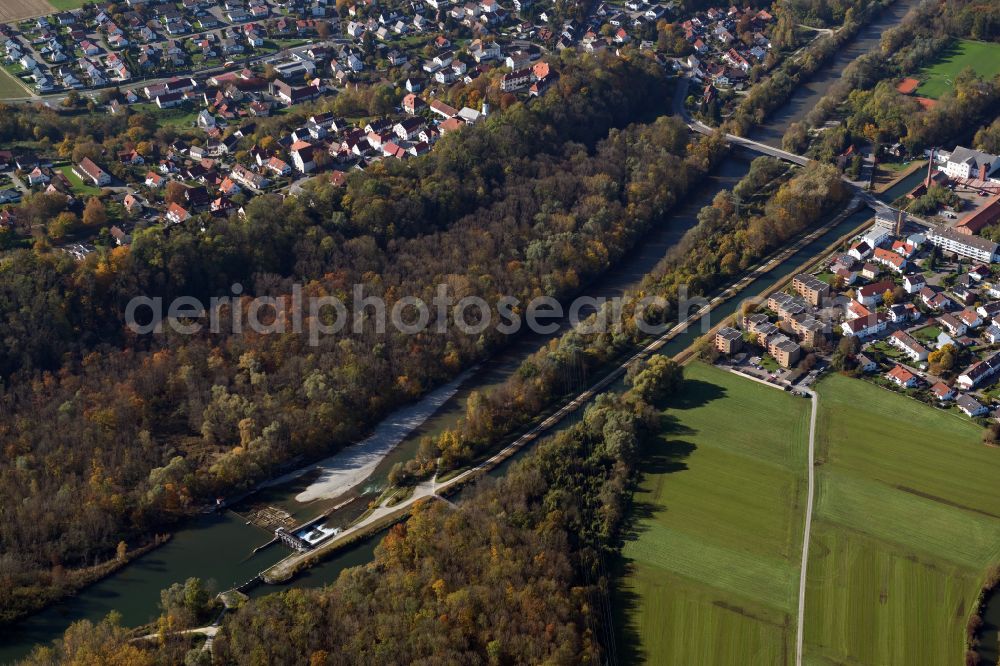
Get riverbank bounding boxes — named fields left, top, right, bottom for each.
left=1, top=534, right=170, bottom=631
left=259, top=190, right=876, bottom=586
left=261, top=367, right=479, bottom=504
left=970, top=565, right=1000, bottom=664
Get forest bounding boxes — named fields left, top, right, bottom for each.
left=21, top=362, right=677, bottom=666
left=15, top=152, right=849, bottom=665
left=0, top=52, right=726, bottom=624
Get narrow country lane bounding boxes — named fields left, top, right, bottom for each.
left=796, top=388, right=818, bottom=666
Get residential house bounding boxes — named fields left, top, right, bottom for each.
left=919, top=287, right=954, bottom=311
left=872, top=246, right=906, bottom=273
left=930, top=382, right=956, bottom=402
left=145, top=171, right=165, bottom=188
left=290, top=141, right=316, bottom=173
left=841, top=312, right=889, bottom=339
left=73, top=157, right=111, bottom=187
left=855, top=280, right=896, bottom=307
left=500, top=67, right=533, bottom=92
left=765, top=333, right=800, bottom=368
left=886, top=364, right=918, bottom=388
left=714, top=326, right=743, bottom=355
left=856, top=353, right=877, bottom=373
left=791, top=273, right=830, bottom=306
left=959, top=309, right=983, bottom=330
left=927, top=226, right=998, bottom=263
left=957, top=393, right=989, bottom=417
left=165, top=202, right=191, bottom=224
left=938, top=313, right=968, bottom=338
left=903, top=274, right=926, bottom=294
left=888, top=330, right=928, bottom=362
left=402, top=93, right=426, bottom=115
left=957, top=351, right=1000, bottom=390
left=266, top=156, right=292, bottom=177
left=848, top=240, right=872, bottom=261
left=231, top=164, right=270, bottom=189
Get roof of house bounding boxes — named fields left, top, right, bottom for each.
left=429, top=99, right=459, bottom=117
left=930, top=382, right=954, bottom=397
left=960, top=351, right=1000, bottom=383
left=857, top=280, right=896, bottom=298
left=959, top=309, right=981, bottom=325
left=167, top=201, right=189, bottom=218
left=956, top=393, right=986, bottom=414
left=716, top=326, right=741, bottom=341
left=890, top=330, right=927, bottom=355
left=887, top=364, right=916, bottom=384
left=76, top=157, right=106, bottom=180
left=873, top=247, right=906, bottom=267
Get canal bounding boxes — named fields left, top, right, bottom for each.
left=0, top=10, right=927, bottom=661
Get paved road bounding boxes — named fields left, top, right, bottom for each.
left=795, top=387, right=818, bottom=666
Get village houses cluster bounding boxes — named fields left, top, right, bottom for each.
left=671, top=5, right=775, bottom=101
left=714, top=144, right=1000, bottom=420
left=1, top=1, right=336, bottom=95
left=0, top=0, right=794, bottom=253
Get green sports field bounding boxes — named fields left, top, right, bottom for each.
left=614, top=362, right=810, bottom=665
left=915, top=39, right=1000, bottom=99
left=804, top=373, right=1000, bottom=665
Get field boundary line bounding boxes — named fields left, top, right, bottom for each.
left=795, top=388, right=817, bottom=666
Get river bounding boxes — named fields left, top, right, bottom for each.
left=749, top=0, right=917, bottom=147
left=0, top=7, right=924, bottom=660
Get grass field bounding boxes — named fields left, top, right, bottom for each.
left=804, top=373, right=1000, bottom=665
left=42, top=0, right=91, bottom=11
left=0, top=69, right=28, bottom=100
left=614, top=362, right=810, bottom=665
left=915, top=40, right=1000, bottom=99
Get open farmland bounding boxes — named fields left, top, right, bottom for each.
left=803, top=373, right=1000, bottom=665
left=0, top=0, right=56, bottom=23
left=915, top=39, right=1000, bottom=99
left=614, top=362, right=809, bottom=665
left=0, top=69, right=28, bottom=99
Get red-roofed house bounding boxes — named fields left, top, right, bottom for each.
left=930, top=382, right=956, bottom=401
left=872, top=247, right=907, bottom=273
left=166, top=202, right=191, bottom=224
left=402, top=93, right=426, bottom=115
left=886, top=364, right=918, bottom=388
